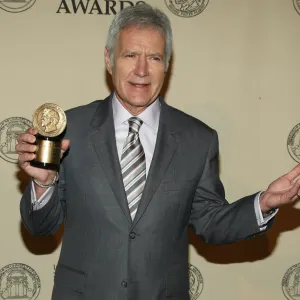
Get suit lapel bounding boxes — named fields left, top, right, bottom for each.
left=88, top=96, right=180, bottom=227
left=89, top=96, right=132, bottom=225
left=132, top=99, right=180, bottom=228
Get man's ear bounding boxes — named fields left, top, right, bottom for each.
left=104, top=48, right=112, bottom=75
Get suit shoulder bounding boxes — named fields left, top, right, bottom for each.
left=65, top=100, right=102, bottom=120
left=167, top=104, right=216, bottom=136
left=62, top=97, right=110, bottom=138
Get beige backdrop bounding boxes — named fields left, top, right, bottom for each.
left=1, top=0, right=300, bottom=299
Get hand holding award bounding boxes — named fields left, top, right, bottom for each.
left=31, top=103, right=67, bottom=171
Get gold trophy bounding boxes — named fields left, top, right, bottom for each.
left=31, top=103, right=67, bottom=171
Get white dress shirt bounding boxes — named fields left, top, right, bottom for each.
left=31, top=94, right=277, bottom=229
left=112, top=93, right=160, bottom=175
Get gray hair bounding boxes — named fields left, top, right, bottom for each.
left=105, top=3, right=173, bottom=71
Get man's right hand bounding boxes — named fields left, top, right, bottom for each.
left=16, top=127, right=70, bottom=192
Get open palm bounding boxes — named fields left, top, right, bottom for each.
left=260, top=164, right=300, bottom=212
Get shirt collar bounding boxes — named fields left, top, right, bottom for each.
left=112, top=93, right=161, bottom=133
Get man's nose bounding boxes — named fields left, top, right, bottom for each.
left=134, top=56, right=149, bottom=77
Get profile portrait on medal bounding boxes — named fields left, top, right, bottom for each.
left=40, top=108, right=60, bottom=134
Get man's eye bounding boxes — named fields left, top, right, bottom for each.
left=126, top=54, right=135, bottom=58
left=152, top=57, right=161, bottom=61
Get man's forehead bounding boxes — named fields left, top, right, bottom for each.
left=116, top=27, right=166, bottom=49
left=118, top=25, right=165, bottom=39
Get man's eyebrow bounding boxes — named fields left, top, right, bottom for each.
left=121, top=50, right=138, bottom=54
left=148, top=52, right=163, bottom=57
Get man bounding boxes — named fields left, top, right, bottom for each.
left=16, top=3, right=300, bottom=300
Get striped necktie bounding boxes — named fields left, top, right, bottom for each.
left=120, top=117, right=146, bottom=220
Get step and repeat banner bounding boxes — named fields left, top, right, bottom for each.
left=1, top=0, right=300, bottom=299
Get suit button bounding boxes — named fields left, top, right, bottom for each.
left=121, top=281, right=127, bottom=288
left=129, top=232, right=136, bottom=239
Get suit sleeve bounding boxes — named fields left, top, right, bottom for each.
left=188, top=130, right=273, bottom=244
left=19, top=163, right=67, bottom=236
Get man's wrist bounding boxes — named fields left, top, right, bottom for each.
left=259, top=191, right=271, bottom=213
left=32, top=173, right=59, bottom=189
left=262, top=208, right=277, bottom=218
left=259, top=191, right=277, bottom=215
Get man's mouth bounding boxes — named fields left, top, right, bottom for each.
left=129, top=82, right=151, bottom=87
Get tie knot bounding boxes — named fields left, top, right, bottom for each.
left=128, top=117, right=143, bottom=134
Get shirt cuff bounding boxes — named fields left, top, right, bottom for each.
left=31, top=180, right=55, bottom=211
left=254, top=191, right=278, bottom=230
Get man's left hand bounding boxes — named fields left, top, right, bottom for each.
left=259, top=164, right=300, bottom=213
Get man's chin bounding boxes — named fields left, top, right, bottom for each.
left=131, top=99, right=154, bottom=108
left=127, top=94, right=156, bottom=105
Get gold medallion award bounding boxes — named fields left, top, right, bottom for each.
left=31, top=103, right=67, bottom=171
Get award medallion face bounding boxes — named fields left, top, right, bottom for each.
left=33, top=103, right=66, bottom=137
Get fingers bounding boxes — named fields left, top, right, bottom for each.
left=16, top=143, right=37, bottom=154
left=18, top=153, right=36, bottom=168
left=287, top=178, right=300, bottom=200
left=61, top=139, right=70, bottom=152
left=16, top=127, right=38, bottom=168
left=296, top=181, right=300, bottom=199
left=60, top=139, right=70, bottom=158
left=26, top=127, right=38, bottom=135
left=17, top=129, right=70, bottom=163
left=16, top=130, right=37, bottom=154
left=286, top=164, right=300, bottom=181
left=19, top=152, right=36, bottom=160
left=16, top=128, right=37, bottom=145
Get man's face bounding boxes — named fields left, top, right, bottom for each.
left=41, top=111, right=50, bottom=127
left=105, top=26, right=166, bottom=115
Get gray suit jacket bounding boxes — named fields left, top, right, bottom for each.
left=20, top=95, right=268, bottom=300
